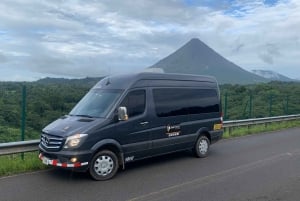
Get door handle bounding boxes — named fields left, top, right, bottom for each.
left=140, top=121, right=149, bottom=126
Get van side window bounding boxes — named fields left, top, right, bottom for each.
left=153, top=88, right=219, bottom=117
left=120, top=90, right=146, bottom=117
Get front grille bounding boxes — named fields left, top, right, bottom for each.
left=41, top=133, right=64, bottom=151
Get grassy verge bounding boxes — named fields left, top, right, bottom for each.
left=223, top=119, right=300, bottom=139
left=0, top=152, right=48, bottom=177
left=0, top=119, right=299, bottom=177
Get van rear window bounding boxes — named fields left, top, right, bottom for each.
left=153, top=88, right=219, bottom=117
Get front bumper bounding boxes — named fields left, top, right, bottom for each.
left=39, top=144, right=92, bottom=171
left=39, top=153, right=89, bottom=168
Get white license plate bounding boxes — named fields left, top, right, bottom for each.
left=42, top=156, right=49, bottom=165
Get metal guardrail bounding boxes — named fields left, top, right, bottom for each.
left=1, top=114, right=300, bottom=156
left=0, top=139, right=39, bottom=156
left=223, top=114, right=300, bottom=128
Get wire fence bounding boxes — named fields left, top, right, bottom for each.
left=0, top=82, right=300, bottom=143
left=222, top=92, right=298, bottom=120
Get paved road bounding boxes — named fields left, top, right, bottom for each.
left=1, top=128, right=300, bottom=201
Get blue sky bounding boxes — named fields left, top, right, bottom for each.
left=0, top=0, right=299, bottom=81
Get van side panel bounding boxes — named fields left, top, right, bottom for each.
left=150, top=116, right=197, bottom=155
left=148, top=86, right=222, bottom=156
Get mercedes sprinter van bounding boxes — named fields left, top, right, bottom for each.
left=39, top=73, right=223, bottom=180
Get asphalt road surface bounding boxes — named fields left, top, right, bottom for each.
left=1, top=128, right=300, bottom=201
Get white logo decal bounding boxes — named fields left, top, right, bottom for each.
left=166, top=124, right=181, bottom=137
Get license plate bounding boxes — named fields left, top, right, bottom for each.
left=42, top=156, right=49, bottom=165
left=214, top=123, right=222, bottom=130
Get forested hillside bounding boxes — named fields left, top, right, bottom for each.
left=0, top=79, right=299, bottom=142
left=0, top=79, right=95, bottom=142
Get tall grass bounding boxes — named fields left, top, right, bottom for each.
left=0, top=152, right=47, bottom=177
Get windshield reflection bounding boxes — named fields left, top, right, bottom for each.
left=69, top=89, right=123, bottom=118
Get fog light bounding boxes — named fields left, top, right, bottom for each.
left=70, top=157, right=77, bottom=163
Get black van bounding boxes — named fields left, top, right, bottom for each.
left=39, top=73, right=223, bottom=180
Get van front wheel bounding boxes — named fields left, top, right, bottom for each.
left=89, top=150, right=119, bottom=181
left=194, top=135, right=210, bottom=158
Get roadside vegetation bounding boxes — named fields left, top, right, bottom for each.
left=0, top=152, right=47, bottom=177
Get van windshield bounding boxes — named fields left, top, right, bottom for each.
left=69, top=89, right=123, bottom=118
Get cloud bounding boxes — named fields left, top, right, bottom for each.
left=258, top=43, right=281, bottom=64
left=0, top=53, right=7, bottom=63
left=0, top=0, right=299, bottom=80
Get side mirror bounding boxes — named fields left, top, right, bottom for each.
left=118, top=107, right=128, bottom=121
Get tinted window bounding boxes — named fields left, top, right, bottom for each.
left=153, top=88, right=219, bottom=117
left=120, top=90, right=146, bottom=117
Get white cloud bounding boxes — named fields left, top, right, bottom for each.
left=0, top=0, right=299, bottom=80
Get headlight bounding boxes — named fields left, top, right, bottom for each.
left=64, top=134, right=88, bottom=149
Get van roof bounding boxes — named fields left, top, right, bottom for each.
left=92, top=72, right=218, bottom=90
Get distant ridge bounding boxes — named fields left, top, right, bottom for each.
left=252, top=70, right=294, bottom=82
left=149, top=38, right=267, bottom=84
left=37, top=77, right=103, bottom=86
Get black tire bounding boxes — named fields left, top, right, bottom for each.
left=194, top=135, right=210, bottom=158
left=89, top=150, right=119, bottom=181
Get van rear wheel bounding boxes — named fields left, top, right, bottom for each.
left=194, top=135, right=210, bottom=158
left=89, top=150, right=119, bottom=181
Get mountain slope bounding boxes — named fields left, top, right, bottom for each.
left=149, top=38, right=267, bottom=84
